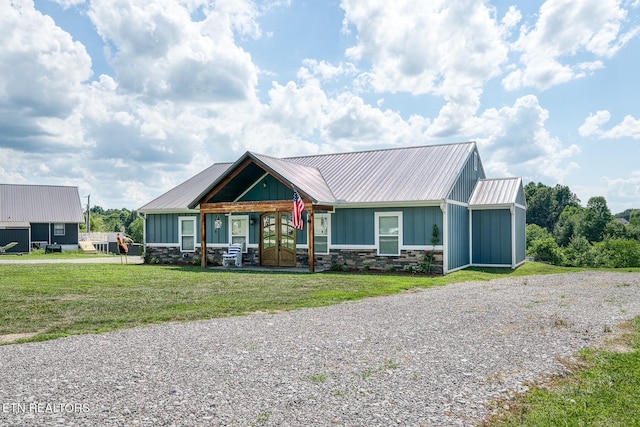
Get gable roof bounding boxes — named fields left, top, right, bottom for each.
left=0, top=184, right=84, bottom=223
left=140, top=141, right=481, bottom=211
left=468, top=178, right=524, bottom=207
left=287, top=142, right=478, bottom=203
left=140, top=163, right=232, bottom=212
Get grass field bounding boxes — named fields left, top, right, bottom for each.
left=486, top=317, right=640, bottom=427
left=1, top=260, right=640, bottom=425
left=0, top=261, right=588, bottom=344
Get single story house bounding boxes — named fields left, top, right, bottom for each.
left=0, top=184, right=85, bottom=253
left=139, top=141, right=526, bottom=273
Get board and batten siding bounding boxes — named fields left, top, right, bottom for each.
left=240, top=175, right=291, bottom=202
left=0, top=228, right=29, bottom=252
left=146, top=213, right=231, bottom=245
left=448, top=148, right=486, bottom=203
left=472, top=209, right=512, bottom=265
left=447, top=204, right=470, bottom=271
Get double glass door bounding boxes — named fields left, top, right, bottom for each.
left=260, top=212, right=296, bottom=267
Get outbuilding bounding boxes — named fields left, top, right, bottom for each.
left=0, top=184, right=85, bottom=253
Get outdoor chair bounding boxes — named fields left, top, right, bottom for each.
left=0, top=242, right=18, bottom=254
left=222, top=243, right=243, bottom=267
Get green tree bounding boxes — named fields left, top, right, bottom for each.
left=553, top=205, right=582, bottom=247
left=525, top=182, right=580, bottom=233
left=579, top=196, right=612, bottom=243
left=128, top=216, right=144, bottom=243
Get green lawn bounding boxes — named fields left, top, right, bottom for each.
left=0, top=261, right=587, bottom=343
left=487, top=317, right=640, bottom=427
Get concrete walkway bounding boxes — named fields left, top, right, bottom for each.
left=0, top=256, right=144, bottom=264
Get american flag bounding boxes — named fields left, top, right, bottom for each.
left=292, top=190, right=305, bottom=230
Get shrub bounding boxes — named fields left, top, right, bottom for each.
left=528, top=236, right=563, bottom=265
left=563, top=235, right=597, bottom=267
left=600, top=238, right=640, bottom=268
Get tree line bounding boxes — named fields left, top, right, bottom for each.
left=80, top=207, right=144, bottom=243
left=525, top=182, right=640, bottom=268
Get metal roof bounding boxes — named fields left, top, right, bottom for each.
left=0, top=184, right=84, bottom=223
left=251, top=153, right=336, bottom=203
left=141, top=142, right=481, bottom=211
left=139, top=163, right=232, bottom=211
left=468, top=178, right=523, bottom=207
left=287, top=142, right=476, bottom=203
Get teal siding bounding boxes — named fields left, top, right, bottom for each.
left=332, top=208, right=375, bottom=245
left=403, top=206, right=443, bottom=245
left=472, top=210, right=512, bottom=265
left=207, top=214, right=229, bottom=244
left=448, top=148, right=486, bottom=203
left=31, top=223, right=49, bottom=242
left=147, top=213, right=231, bottom=244
left=515, top=207, right=526, bottom=264
left=516, top=186, right=526, bottom=206
left=240, top=175, right=290, bottom=202
left=447, top=204, right=469, bottom=270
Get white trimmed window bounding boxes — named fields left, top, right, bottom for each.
left=314, top=214, right=330, bottom=254
left=54, top=223, right=65, bottom=236
left=375, top=212, right=402, bottom=256
left=179, top=217, right=196, bottom=252
left=230, top=215, right=249, bottom=252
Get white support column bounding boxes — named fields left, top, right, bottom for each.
left=510, top=205, right=516, bottom=269
left=468, top=209, right=473, bottom=266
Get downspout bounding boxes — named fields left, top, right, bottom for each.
left=440, top=201, right=448, bottom=274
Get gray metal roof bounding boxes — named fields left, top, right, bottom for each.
left=251, top=153, right=336, bottom=203
left=142, top=142, right=481, bottom=211
left=468, top=178, right=523, bottom=207
left=0, top=184, right=84, bottom=223
left=288, top=142, right=476, bottom=203
left=139, top=163, right=232, bottom=211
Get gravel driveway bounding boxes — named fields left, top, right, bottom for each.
left=1, top=271, right=639, bottom=426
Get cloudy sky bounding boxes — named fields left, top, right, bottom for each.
left=2, top=0, right=639, bottom=213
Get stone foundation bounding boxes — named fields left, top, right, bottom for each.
left=146, top=246, right=443, bottom=274
left=314, top=249, right=443, bottom=274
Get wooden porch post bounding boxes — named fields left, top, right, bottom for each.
left=200, top=210, right=207, bottom=268
left=308, top=207, right=315, bottom=272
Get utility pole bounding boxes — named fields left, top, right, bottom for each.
left=86, top=195, right=91, bottom=233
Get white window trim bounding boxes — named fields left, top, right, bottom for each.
left=54, top=223, right=65, bottom=236
left=314, top=213, right=331, bottom=254
left=374, top=211, right=403, bottom=256
left=178, top=216, right=197, bottom=252
left=229, top=214, right=249, bottom=253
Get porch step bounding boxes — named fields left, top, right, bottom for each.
left=79, top=241, right=98, bottom=254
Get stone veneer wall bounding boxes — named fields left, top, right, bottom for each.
left=146, top=246, right=443, bottom=274
left=313, top=249, right=443, bottom=274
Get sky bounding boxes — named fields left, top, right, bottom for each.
left=2, top=0, right=639, bottom=213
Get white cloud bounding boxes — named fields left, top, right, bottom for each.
left=579, top=110, right=640, bottom=139
left=87, top=0, right=260, bottom=103
left=504, top=0, right=639, bottom=90
left=474, top=95, right=580, bottom=182
left=342, top=0, right=512, bottom=135
left=0, top=0, right=92, bottom=152
left=603, top=171, right=640, bottom=204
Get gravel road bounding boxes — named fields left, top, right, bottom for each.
left=1, top=271, right=639, bottom=426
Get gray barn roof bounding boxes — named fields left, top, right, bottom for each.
left=141, top=142, right=481, bottom=211
left=0, top=184, right=84, bottom=223
left=140, top=163, right=232, bottom=212
left=469, top=178, right=524, bottom=207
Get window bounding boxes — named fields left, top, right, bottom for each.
left=230, top=216, right=249, bottom=252
left=474, top=152, right=478, bottom=171
left=314, top=214, right=330, bottom=254
left=54, top=223, right=65, bottom=236
left=375, top=212, right=402, bottom=256
left=179, top=217, right=196, bottom=252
